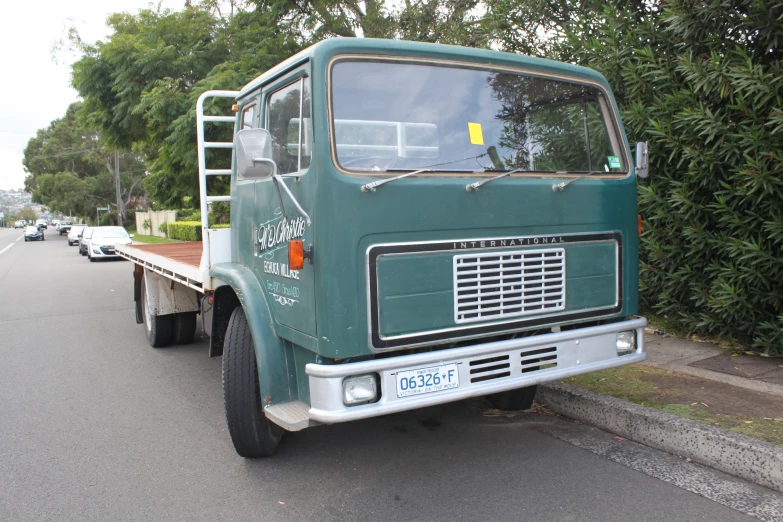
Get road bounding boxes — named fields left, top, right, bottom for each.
left=0, top=227, right=777, bottom=521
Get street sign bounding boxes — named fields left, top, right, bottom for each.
left=97, top=207, right=109, bottom=211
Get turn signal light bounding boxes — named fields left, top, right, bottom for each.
left=638, top=215, right=643, bottom=235
left=289, top=240, right=305, bottom=270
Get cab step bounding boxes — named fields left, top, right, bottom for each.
left=264, top=401, right=311, bottom=431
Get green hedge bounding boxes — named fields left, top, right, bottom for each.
left=167, top=221, right=201, bottom=241
left=167, top=221, right=230, bottom=241
left=558, top=1, right=783, bottom=354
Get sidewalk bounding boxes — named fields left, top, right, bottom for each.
left=561, top=332, right=783, bottom=447
left=644, top=333, right=783, bottom=397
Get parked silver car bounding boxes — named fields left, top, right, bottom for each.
left=87, top=226, right=133, bottom=261
left=79, top=227, right=94, bottom=256
left=67, top=225, right=86, bottom=246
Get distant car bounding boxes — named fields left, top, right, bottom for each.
left=52, top=220, right=60, bottom=229
left=24, top=226, right=44, bottom=242
left=35, top=219, right=48, bottom=229
left=14, top=221, right=24, bottom=229
left=87, top=226, right=132, bottom=261
left=67, top=225, right=86, bottom=246
left=79, top=227, right=94, bottom=256
left=58, top=221, right=73, bottom=235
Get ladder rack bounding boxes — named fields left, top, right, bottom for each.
left=196, top=90, right=240, bottom=233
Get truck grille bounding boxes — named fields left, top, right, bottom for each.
left=454, top=248, right=566, bottom=324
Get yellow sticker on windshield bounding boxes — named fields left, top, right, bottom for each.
left=468, top=122, right=484, bottom=145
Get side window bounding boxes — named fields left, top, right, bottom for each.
left=242, top=104, right=256, bottom=130
left=267, top=77, right=311, bottom=174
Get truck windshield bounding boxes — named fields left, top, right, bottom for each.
left=330, top=60, right=626, bottom=175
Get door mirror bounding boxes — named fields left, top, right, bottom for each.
left=635, top=142, right=649, bottom=179
left=129, top=234, right=135, bottom=238
left=235, top=128, right=278, bottom=179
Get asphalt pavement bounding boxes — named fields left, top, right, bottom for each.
left=0, top=227, right=773, bottom=521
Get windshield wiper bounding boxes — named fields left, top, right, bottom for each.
left=552, top=170, right=607, bottom=192
left=466, top=168, right=523, bottom=192
left=360, top=168, right=431, bottom=193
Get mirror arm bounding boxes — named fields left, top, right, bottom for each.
left=273, top=174, right=311, bottom=226
left=250, top=156, right=311, bottom=225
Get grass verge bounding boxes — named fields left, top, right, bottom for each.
left=564, top=365, right=783, bottom=447
left=131, top=234, right=180, bottom=244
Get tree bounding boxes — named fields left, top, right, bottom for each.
left=70, top=2, right=487, bottom=207
left=23, top=102, right=146, bottom=219
left=16, top=207, right=37, bottom=222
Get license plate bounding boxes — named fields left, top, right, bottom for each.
left=396, top=363, right=459, bottom=398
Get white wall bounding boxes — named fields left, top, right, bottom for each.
left=135, top=210, right=176, bottom=237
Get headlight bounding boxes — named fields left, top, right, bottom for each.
left=616, top=331, right=636, bottom=355
left=343, top=374, right=379, bottom=406
left=92, top=247, right=102, bottom=253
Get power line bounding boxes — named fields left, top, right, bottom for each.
left=28, top=148, right=99, bottom=160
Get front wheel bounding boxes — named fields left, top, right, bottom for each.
left=222, top=307, right=283, bottom=458
left=488, top=385, right=538, bottom=411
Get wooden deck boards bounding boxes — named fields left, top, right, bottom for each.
left=130, top=242, right=202, bottom=268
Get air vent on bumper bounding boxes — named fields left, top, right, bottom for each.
left=467, top=346, right=558, bottom=385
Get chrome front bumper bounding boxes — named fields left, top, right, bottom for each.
left=306, top=317, right=647, bottom=423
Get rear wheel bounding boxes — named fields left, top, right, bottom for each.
left=172, top=312, right=197, bottom=345
left=141, top=276, right=173, bottom=348
left=488, top=385, right=538, bottom=411
left=222, top=307, right=283, bottom=458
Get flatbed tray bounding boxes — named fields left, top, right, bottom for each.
left=128, top=242, right=203, bottom=268
left=116, top=241, right=206, bottom=291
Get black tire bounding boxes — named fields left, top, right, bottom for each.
left=89, top=255, right=95, bottom=262
left=141, top=276, right=173, bottom=348
left=172, top=312, right=197, bottom=345
left=488, top=385, right=538, bottom=411
left=24, top=238, right=28, bottom=242
left=222, top=307, right=283, bottom=458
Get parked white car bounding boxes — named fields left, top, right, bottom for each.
left=87, top=226, right=133, bottom=261
left=67, top=225, right=86, bottom=246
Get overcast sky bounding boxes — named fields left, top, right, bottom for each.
left=0, top=0, right=182, bottom=190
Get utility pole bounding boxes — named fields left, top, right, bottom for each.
left=115, top=149, right=123, bottom=227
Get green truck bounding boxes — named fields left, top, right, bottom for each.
left=115, top=38, right=649, bottom=458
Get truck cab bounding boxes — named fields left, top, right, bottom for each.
left=122, top=38, right=648, bottom=458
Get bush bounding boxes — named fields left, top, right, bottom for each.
left=176, top=210, right=200, bottom=222
left=167, top=221, right=201, bottom=241
left=159, top=222, right=168, bottom=237
left=100, top=211, right=118, bottom=226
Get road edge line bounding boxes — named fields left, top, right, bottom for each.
left=537, top=381, right=783, bottom=493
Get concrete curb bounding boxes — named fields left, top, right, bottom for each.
left=537, top=382, right=783, bottom=493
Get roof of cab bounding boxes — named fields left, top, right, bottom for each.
left=237, top=38, right=610, bottom=98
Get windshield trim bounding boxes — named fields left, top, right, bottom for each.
left=327, top=54, right=631, bottom=181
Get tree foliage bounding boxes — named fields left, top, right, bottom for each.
left=23, top=102, right=146, bottom=219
